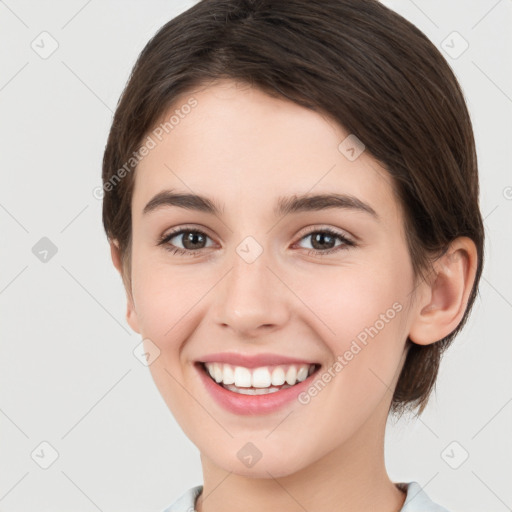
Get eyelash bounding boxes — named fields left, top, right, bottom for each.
left=157, top=226, right=356, bottom=257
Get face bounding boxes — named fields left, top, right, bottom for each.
left=121, top=79, right=421, bottom=477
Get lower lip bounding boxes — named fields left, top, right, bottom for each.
left=195, top=363, right=319, bottom=415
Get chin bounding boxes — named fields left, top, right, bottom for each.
left=207, top=445, right=309, bottom=479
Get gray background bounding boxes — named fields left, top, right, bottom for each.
left=0, top=0, right=511, bottom=510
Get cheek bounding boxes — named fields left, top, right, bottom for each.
left=299, top=258, right=409, bottom=344
left=131, top=257, right=212, bottom=422
left=132, top=265, right=203, bottom=338
left=297, top=259, right=410, bottom=397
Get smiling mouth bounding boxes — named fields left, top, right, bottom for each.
left=196, top=362, right=321, bottom=395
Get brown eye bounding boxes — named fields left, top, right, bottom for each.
left=158, top=226, right=356, bottom=258
left=296, top=228, right=355, bottom=256
left=159, top=228, right=213, bottom=256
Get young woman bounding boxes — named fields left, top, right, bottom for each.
left=101, top=1, right=484, bottom=510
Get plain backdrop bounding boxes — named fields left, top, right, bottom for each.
left=0, top=1, right=511, bottom=511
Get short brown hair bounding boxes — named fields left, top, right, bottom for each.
left=102, top=0, right=485, bottom=416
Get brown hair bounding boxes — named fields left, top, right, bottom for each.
left=102, top=0, right=484, bottom=416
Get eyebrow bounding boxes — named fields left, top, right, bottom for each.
left=142, top=189, right=379, bottom=220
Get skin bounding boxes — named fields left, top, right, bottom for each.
left=110, top=79, right=478, bottom=512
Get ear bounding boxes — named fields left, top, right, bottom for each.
left=109, top=239, right=140, bottom=334
left=408, top=237, right=478, bottom=346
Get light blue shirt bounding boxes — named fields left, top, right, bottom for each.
left=162, top=482, right=450, bottom=511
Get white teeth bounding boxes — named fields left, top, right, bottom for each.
left=271, top=366, right=286, bottom=386
left=222, top=384, right=287, bottom=395
left=206, top=364, right=216, bottom=380
left=296, top=366, right=309, bottom=382
left=285, top=366, right=297, bottom=385
left=204, top=362, right=317, bottom=389
left=233, top=366, right=252, bottom=387
left=222, top=364, right=235, bottom=385
left=213, top=363, right=223, bottom=383
left=252, top=367, right=272, bottom=388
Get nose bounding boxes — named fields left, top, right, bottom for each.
left=212, top=248, right=291, bottom=338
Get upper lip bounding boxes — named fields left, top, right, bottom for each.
left=197, top=352, right=319, bottom=369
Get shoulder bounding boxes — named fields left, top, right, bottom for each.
left=160, top=485, right=203, bottom=512
left=398, top=481, right=452, bottom=512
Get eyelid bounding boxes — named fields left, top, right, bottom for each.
left=159, top=224, right=216, bottom=242
left=295, top=224, right=355, bottom=243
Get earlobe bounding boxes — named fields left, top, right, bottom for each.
left=408, top=237, right=478, bottom=346
left=126, top=295, right=140, bottom=334
left=110, top=239, right=122, bottom=273
left=109, top=239, right=140, bottom=334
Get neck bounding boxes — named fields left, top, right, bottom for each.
left=195, top=408, right=406, bottom=512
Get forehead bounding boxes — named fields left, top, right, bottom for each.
left=133, top=80, right=400, bottom=223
